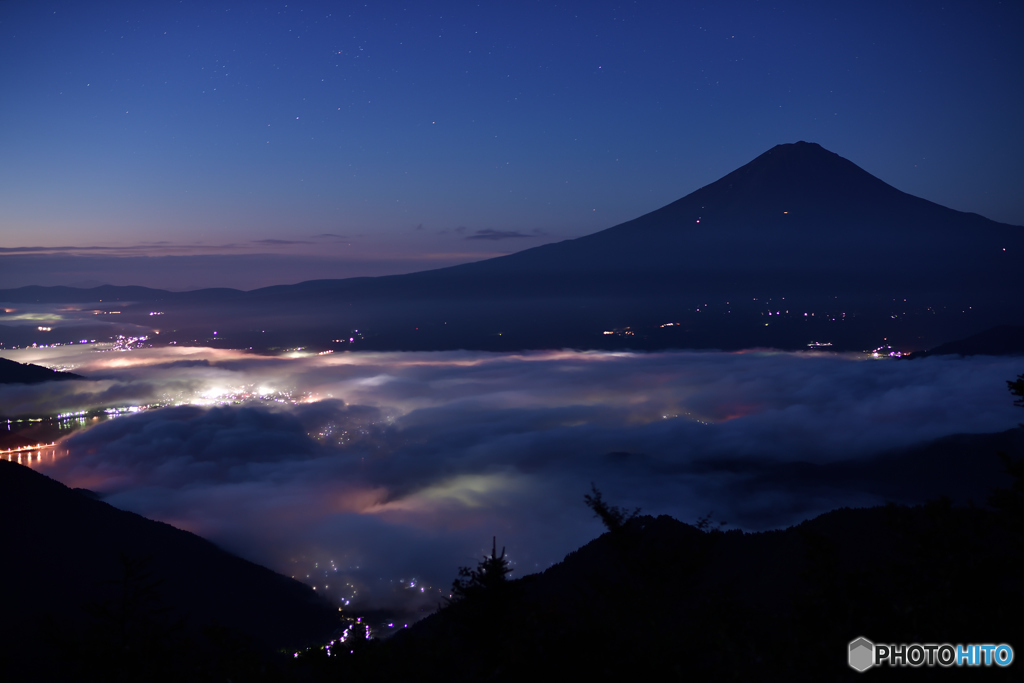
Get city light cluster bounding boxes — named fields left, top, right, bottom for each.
left=870, top=344, right=905, bottom=358
left=108, top=335, right=150, bottom=352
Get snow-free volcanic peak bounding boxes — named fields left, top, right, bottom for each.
left=1, top=142, right=1020, bottom=352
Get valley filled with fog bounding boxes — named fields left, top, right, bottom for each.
left=3, top=342, right=1020, bottom=621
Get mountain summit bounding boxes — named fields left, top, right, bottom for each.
left=1, top=142, right=1020, bottom=352
left=250, top=141, right=1023, bottom=349
left=454, top=140, right=1019, bottom=289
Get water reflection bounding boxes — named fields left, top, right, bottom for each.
left=4, top=445, right=61, bottom=466
left=2, top=411, right=119, bottom=470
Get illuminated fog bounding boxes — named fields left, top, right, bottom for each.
left=3, top=344, right=1020, bottom=616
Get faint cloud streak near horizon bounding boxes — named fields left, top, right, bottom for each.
left=465, top=229, right=543, bottom=241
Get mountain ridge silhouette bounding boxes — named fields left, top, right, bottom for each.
left=0, top=460, right=338, bottom=679
left=0, top=142, right=1019, bottom=351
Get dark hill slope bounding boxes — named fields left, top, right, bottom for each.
left=326, top=499, right=1024, bottom=682
left=0, top=460, right=337, bottom=681
left=907, top=325, right=1024, bottom=358
left=0, top=284, right=238, bottom=304
left=0, top=356, right=82, bottom=384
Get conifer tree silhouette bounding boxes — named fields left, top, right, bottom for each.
left=584, top=483, right=640, bottom=532
left=989, top=373, right=1024, bottom=540
left=450, top=537, right=511, bottom=602
left=1008, top=373, right=1024, bottom=408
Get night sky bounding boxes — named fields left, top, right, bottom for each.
left=2, top=1, right=1023, bottom=289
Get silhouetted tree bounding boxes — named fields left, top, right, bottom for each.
left=450, top=537, right=511, bottom=603
left=989, top=374, right=1024, bottom=540
left=694, top=510, right=728, bottom=532
left=583, top=483, right=640, bottom=532
left=437, top=538, right=518, bottom=680
left=1009, top=373, right=1024, bottom=408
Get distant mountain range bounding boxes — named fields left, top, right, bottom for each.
left=2, top=142, right=1021, bottom=352
left=906, top=324, right=1024, bottom=358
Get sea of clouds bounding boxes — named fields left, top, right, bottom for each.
left=3, top=345, right=1022, bottom=616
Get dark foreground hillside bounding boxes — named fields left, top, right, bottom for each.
left=4, top=441, right=1023, bottom=681
left=0, top=356, right=82, bottom=384
left=296, top=450, right=1024, bottom=682
left=0, top=460, right=339, bottom=682
left=5, top=371, right=1022, bottom=680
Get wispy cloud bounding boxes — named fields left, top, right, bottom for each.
left=465, top=229, right=540, bottom=241
left=250, top=239, right=312, bottom=246
left=0, top=237, right=343, bottom=255
left=0, top=244, right=243, bottom=255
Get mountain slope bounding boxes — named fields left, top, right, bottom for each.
left=244, top=141, right=1020, bottom=300
left=0, top=356, right=82, bottom=384
left=907, top=324, right=1024, bottom=358
left=311, top=498, right=1024, bottom=681
left=0, top=460, right=338, bottom=680
left=1, top=142, right=1020, bottom=351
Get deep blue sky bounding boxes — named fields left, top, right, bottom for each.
left=2, top=1, right=1022, bottom=289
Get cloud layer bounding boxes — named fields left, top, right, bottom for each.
left=5, top=345, right=1022, bottom=615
